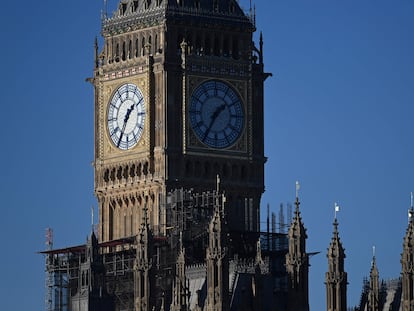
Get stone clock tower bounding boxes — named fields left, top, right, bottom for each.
left=92, top=0, right=269, bottom=243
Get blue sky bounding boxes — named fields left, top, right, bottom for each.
left=1, top=1, right=413, bottom=310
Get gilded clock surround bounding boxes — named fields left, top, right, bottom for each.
left=107, top=83, right=146, bottom=150
left=103, top=78, right=150, bottom=156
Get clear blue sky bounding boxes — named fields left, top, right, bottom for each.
left=1, top=1, right=413, bottom=310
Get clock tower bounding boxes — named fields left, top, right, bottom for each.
left=93, top=0, right=269, bottom=243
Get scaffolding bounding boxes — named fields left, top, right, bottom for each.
left=41, top=189, right=291, bottom=311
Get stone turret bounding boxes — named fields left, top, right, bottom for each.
left=171, top=233, right=190, bottom=311
left=325, top=216, right=347, bottom=311
left=285, top=187, right=309, bottom=311
left=205, top=187, right=229, bottom=311
left=368, top=251, right=379, bottom=311
left=134, top=208, right=154, bottom=311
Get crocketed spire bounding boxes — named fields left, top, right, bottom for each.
left=285, top=182, right=309, bottom=311
left=325, top=216, right=347, bottom=311
left=368, top=250, right=379, bottom=311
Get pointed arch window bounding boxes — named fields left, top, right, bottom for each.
left=122, top=42, right=126, bottom=61
left=115, top=43, right=120, bottom=62
left=135, top=38, right=139, bottom=57
left=154, top=34, right=158, bottom=53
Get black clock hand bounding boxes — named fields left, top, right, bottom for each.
left=124, top=103, right=135, bottom=123
left=118, top=104, right=136, bottom=147
left=203, top=104, right=226, bottom=141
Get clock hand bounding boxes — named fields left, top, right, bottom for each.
left=124, top=104, right=135, bottom=123
left=118, top=104, right=135, bottom=147
left=203, top=104, right=226, bottom=141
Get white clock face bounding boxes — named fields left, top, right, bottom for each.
left=189, top=80, right=244, bottom=149
left=107, top=83, right=146, bottom=150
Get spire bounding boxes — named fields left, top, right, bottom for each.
left=325, top=207, right=347, bottom=311
left=205, top=188, right=229, bottom=311
left=286, top=181, right=309, bottom=311
left=134, top=206, right=153, bottom=311
left=368, top=247, right=379, bottom=311
left=401, top=192, right=414, bottom=311
left=94, top=37, right=99, bottom=69
left=259, top=31, right=263, bottom=65
left=171, top=232, right=190, bottom=311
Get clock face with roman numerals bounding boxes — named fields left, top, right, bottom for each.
left=107, top=83, right=146, bottom=150
left=189, top=80, right=244, bottom=149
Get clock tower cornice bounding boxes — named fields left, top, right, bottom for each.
left=102, top=8, right=166, bottom=36
left=101, top=2, right=254, bottom=36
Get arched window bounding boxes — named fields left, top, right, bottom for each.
left=142, top=37, right=146, bottom=56
left=130, top=165, right=136, bottom=177
left=154, top=34, right=158, bottom=53
left=135, top=38, right=139, bottom=57
left=123, top=166, right=129, bottom=179
left=122, top=41, right=126, bottom=61
left=104, top=169, right=109, bottom=182
left=115, top=43, right=120, bottom=62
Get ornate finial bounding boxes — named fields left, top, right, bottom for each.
left=216, top=174, right=221, bottom=193
left=334, top=202, right=340, bottom=220
left=372, top=245, right=376, bottom=258
left=295, top=181, right=300, bottom=198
